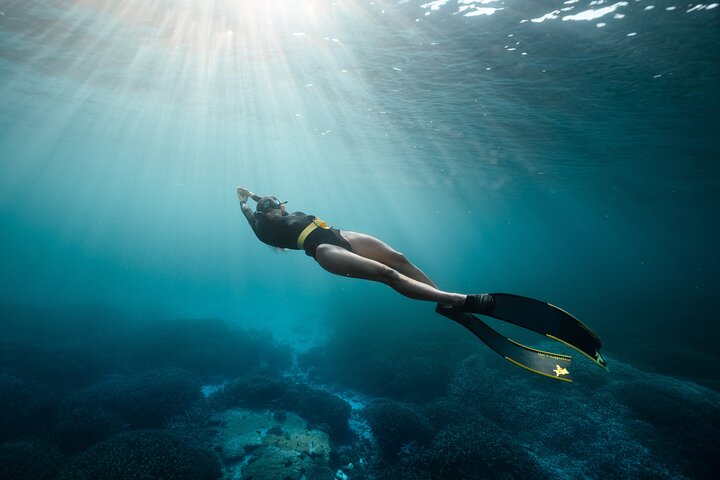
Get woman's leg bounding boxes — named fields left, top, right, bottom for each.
left=339, top=231, right=438, bottom=288
left=315, top=244, right=466, bottom=305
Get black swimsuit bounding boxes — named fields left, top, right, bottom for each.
left=241, top=203, right=352, bottom=258
left=302, top=227, right=352, bottom=258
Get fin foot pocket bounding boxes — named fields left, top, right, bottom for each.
left=461, top=294, right=496, bottom=314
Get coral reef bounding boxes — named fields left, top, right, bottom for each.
left=165, top=402, right=219, bottom=451
left=299, top=319, right=476, bottom=403
left=442, top=350, right=720, bottom=479
left=0, top=373, right=58, bottom=442
left=66, top=367, right=201, bottom=429
left=1, top=306, right=717, bottom=480
left=420, top=417, right=545, bottom=480
left=51, top=405, right=127, bottom=454
left=363, top=398, right=433, bottom=459
left=129, top=318, right=292, bottom=379
left=215, top=372, right=290, bottom=410
left=0, top=441, right=65, bottom=480
left=0, top=309, right=292, bottom=388
left=370, top=415, right=546, bottom=480
left=212, top=372, right=352, bottom=442
left=0, top=342, right=115, bottom=391
left=58, top=429, right=221, bottom=480
left=608, top=374, right=720, bottom=478
left=283, top=383, right=353, bottom=441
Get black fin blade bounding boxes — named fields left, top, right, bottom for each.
left=488, top=294, right=606, bottom=369
left=436, top=305, right=574, bottom=382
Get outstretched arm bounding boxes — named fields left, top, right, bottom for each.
left=237, top=185, right=260, bottom=231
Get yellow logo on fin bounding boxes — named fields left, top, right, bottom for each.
left=553, top=365, right=569, bottom=377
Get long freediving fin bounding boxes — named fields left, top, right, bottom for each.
left=436, top=304, right=574, bottom=382
left=485, top=294, right=606, bottom=369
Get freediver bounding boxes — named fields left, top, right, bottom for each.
left=236, top=186, right=606, bottom=378
left=235, top=186, right=495, bottom=313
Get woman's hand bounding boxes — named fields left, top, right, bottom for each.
left=236, top=186, right=251, bottom=201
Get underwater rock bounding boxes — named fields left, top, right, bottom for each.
left=242, top=446, right=306, bottom=479
left=66, top=367, right=201, bottom=429
left=242, top=445, right=335, bottom=480
left=213, top=409, right=277, bottom=460
left=213, top=409, right=330, bottom=460
left=58, top=429, right=221, bottom=480
left=363, top=398, right=434, bottom=459
left=213, top=408, right=333, bottom=479
left=265, top=427, right=331, bottom=461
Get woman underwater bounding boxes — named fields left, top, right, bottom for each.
left=236, top=186, right=494, bottom=313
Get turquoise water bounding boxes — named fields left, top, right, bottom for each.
left=1, top=1, right=719, bottom=478
left=2, top=0, right=718, bottom=374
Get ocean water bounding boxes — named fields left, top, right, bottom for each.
left=1, top=1, right=718, bottom=479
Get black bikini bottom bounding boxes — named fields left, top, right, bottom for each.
left=303, top=228, right=353, bottom=258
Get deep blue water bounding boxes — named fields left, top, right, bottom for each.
left=1, top=1, right=719, bottom=479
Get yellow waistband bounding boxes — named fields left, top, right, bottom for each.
left=297, top=218, right=329, bottom=250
